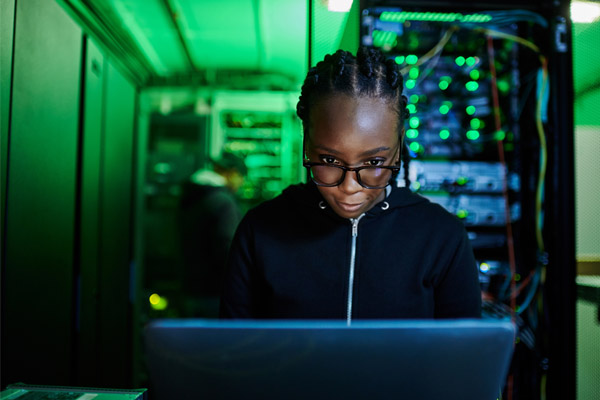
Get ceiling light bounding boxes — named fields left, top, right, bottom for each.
left=328, top=0, right=353, bottom=12
left=571, top=1, right=600, bottom=23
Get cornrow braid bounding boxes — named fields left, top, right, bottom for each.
left=297, top=46, right=411, bottom=187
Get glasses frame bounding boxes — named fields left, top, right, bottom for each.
left=303, top=161, right=401, bottom=189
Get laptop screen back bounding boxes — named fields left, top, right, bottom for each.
left=144, top=319, right=515, bottom=400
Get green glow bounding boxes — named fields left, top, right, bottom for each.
left=439, top=129, right=450, bottom=140
left=515, top=273, right=522, bottom=281
left=406, top=54, right=418, bottom=65
left=409, top=94, right=419, bottom=103
left=409, top=141, right=421, bottom=152
left=457, top=209, right=469, bottom=219
left=465, top=81, right=479, bottom=91
left=395, top=55, right=405, bottom=64
left=495, top=130, right=506, bottom=141
left=409, top=117, right=420, bottom=128
left=406, top=129, right=419, bottom=138
left=149, top=293, right=168, bottom=311
left=466, top=105, right=476, bottom=115
left=466, top=130, right=480, bottom=140
left=439, top=81, right=449, bottom=90
left=470, top=69, right=480, bottom=80
left=466, top=57, right=477, bottom=66
left=480, top=262, right=490, bottom=272
left=372, top=30, right=397, bottom=48
left=455, top=56, right=465, bottom=66
left=406, top=79, right=416, bottom=89
left=379, top=11, right=492, bottom=23
left=410, top=181, right=421, bottom=191
left=409, top=67, right=420, bottom=79
left=470, top=118, right=481, bottom=129
left=407, top=104, right=417, bottom=114
left=497, top=79, right=510, bottom=93
left=439, top=105, right=450, bottom=115
left=457, top=176, right=468, bottom=185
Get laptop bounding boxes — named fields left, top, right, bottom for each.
left=144, top=319, right=515, bottom=400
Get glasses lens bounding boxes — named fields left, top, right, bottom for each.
left=358, top=167, right=392, bottom=188
left=310, top=164, right=344, bottom=186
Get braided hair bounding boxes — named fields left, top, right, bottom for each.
left=297, top=47, right=411, bottom=187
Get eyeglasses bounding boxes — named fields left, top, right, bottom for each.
left=303, top=162, right=401, bottom=189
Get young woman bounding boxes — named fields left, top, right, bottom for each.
left=220, top=47, right=481, bottom=322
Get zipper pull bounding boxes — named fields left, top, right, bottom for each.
left=351, top=218, right=358, bottom=237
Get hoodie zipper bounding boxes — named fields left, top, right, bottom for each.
left=347, top=213, right=365, bottom=326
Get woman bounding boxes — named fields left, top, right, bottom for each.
left=220, top=47, right=481, bottom=322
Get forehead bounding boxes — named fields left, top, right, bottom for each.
left=307, top=95, right=399, bottom=148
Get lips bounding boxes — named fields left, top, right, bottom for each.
left=337, top=201, right=364, bottom=213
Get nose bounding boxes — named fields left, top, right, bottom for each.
left=338, top=169, right=362, bottom=194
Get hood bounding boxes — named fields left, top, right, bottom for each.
left=280, top=181, right=430, bottom=220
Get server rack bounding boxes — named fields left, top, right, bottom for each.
left=358, top=1, right=575, bottom=399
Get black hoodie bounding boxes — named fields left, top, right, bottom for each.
left=220, top=182, right=482, bottom=322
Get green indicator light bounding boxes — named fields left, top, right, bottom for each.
left=439, top=129, right=450, bottom=140
left=406, top=129, right=419, bottom=139
left=455, top=56, right=465, bottom=66
left=466, top=130, right=480, bottom=140
left=456, top=176, right=468, bottom=185
left=439, top=81, right=449, bottom=90
left=466, top=105, right=476, bottom=115
left=466, top=57, right=476, bottom=66
left=149, top=293, right=168, bottom=311
left=457, top=209, right=468, bottom=219
left=495, top=130, right=506, bottom=141
left=406, top=79, right=416, bottom=89
left=395, top=55, right=405, bottom=64
left=465, top=81, right=479, bottom=91
left=410, top=94, right=419, bottom=103
left=410, top=181, right=421, bottom=191
left=407, top=104, right=417, bottom=114
left=409, top=117, right=420, bottom=129
left=406, top=54, right=418, bottom=64
left=439, top=105, right=450, bottom=115
left=480, top=262, right=490, bottom=272
left=470, top=69, right=480, bottom=80
left=409, top=141, right=420, bottom=152
left=470, top=118, right=481, bottom=129
left=409, top=67, right=419, bottom=79
left=515, top=273, right=521, bottom=282
left=497, top=80, right=510, bottom=93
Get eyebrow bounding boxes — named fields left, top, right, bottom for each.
left=314, top=145, right=392, bottom=157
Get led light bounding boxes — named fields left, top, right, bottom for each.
left=497, top=79, right=510, bottom=94
left=495, top=130, right=506, bottom=141
left=395, top=55, right=405, bottom=64
left=470, top=69, right=480, bottom=80
left=439, top=105, right=450, bottom=115
left=470, top=118, right=481, bottom=129
left=465, top=81, right=479, bottom=91
left=409, top=117, right=420, bottom=128
left=149, top=293, right=168, bottom=311
left=410, top=181, right=421, bottom=191
left=328, top=0, right=353, bottom=12
left=466, top=105, right=476, bottom=115
left=406, top=54, right=418, bottom=64
left=571, top=1, right=600, bottom=23
left=409, top=67, right=420, bottom=79
left=439, top=81, right=449, bottom=90
left=406, top=129, right=419, bottom=138
left=409, top=142, right=421, bottom=152
left=455, top=56, right=465, bottom=66
left=466, top=57, right=477, bottom=66
left=480, top=262, right=490, bottom=272
left=406, top=79, right=416, bottom=89
left=466, top=130, right=480, bottom=140
left=457, top=176, right=468, bottom=185
left=457, top=209, right=468, bottom=219
left=409, top=94, right=419, bottom=103
left=439, top=129, right=450, bottom=140
left=407, top=104, right=417, bottom=114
